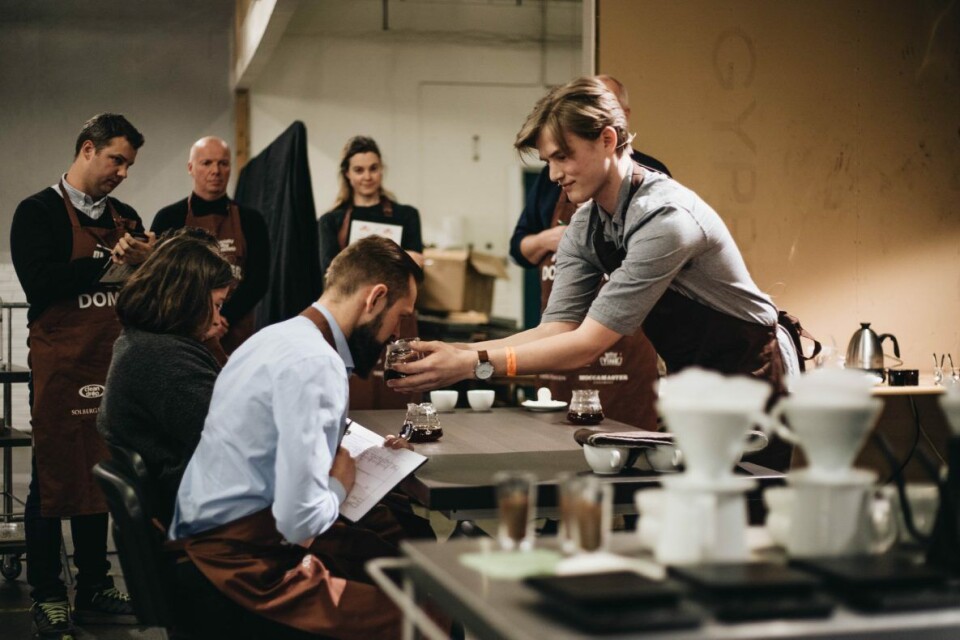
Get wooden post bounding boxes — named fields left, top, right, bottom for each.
left=234, top=88, right=250, bottom=171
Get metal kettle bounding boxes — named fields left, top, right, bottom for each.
left=846, top=322, right=901, bottom=374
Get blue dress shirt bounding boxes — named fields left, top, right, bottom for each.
left=169, top=303, right=355, bottom=544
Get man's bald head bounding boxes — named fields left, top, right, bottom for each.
left=188, top=136, right=231, bottom=201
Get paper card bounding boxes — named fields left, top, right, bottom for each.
left=339, top=421, right=427, bottom=522
left=348, top=219, right=404, bottom=246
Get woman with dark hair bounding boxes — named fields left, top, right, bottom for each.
left=97, top=228, right=234, bottom=527
left=317, top=136, right=424, bottom=286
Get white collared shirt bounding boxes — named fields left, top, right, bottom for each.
left=52, top=174, right=108, bottom=220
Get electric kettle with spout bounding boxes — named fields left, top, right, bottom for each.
left=846, top=322, right=901, bottom=377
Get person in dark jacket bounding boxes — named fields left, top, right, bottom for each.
left=97, top=228, right=234, bottom=529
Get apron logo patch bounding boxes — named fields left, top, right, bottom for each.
left=79, top=384, right=104, bottom=399
left=599, top=351, right=623, bottom=367
left=78, top=291, right=118, bottom=309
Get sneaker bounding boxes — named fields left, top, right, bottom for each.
left=73, top=586, right=137, bottom=625
left=31, top=598, right=75, bottom=639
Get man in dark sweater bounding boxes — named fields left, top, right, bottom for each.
left=152, top=136, right=269, bottom=355
left=10, top=113, right=152, bottom=637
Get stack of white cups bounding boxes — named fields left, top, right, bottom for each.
left=639, top=369, right=771, bottom=565
left=766, top=368, right=895, bottom=557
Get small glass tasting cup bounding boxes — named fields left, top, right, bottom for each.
left=384, top=338, right=420, bottom=381
left=560, top=475, right=612, bottom=554
left=494, top=471, right=537, bottom=551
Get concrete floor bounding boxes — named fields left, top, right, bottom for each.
left=0, top=446, right=161, bottom=639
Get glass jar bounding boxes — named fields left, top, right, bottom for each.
left=567, top=389, right=604, bottom=425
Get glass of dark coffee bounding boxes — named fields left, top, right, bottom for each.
left=494, top=471, right=537, bottom=551
left=567, top=389, right=604, bottom=425
left=384, top=338, right=420, bottom=381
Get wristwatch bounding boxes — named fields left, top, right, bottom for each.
left=474, top=350, right=495, bottom=380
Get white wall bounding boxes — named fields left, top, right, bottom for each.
left=0, top=5, right=234, bottom=258
left=249, top=0, right=582, bottom=322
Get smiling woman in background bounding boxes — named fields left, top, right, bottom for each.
left=317, top=135, right=424, bottom=285
left=317, top=136, right=424, bottom=410
left=97, top=228, right=235, bottom=528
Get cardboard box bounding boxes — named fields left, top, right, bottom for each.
left=418, top=248, right=508, bottom=315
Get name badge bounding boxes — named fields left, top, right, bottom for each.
left=348, top=220, right=403, bottom=246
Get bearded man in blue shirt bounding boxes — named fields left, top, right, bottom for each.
left=169, top=236, right=443, bottom=638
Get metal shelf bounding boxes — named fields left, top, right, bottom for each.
left=0, top=302, right=29, bottom=580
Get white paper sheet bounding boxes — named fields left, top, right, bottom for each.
left=339, top=421, right=427, bottom=522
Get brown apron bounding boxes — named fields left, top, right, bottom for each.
left=337, top=200, right=421, bottom=410
left=538, top=190, right=660, bottom=430
left=592, top=168, right=788, bottom=470
left=177, top=306, right=441, bottom=637
left=28, top=182, right=137, bottom=517
left=591, top=165, right=784, bottom=392
left=185, top=196, right=254, bottom=355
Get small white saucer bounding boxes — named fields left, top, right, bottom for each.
left=659, top=474, right=757, bottom=493
left=521, top=399, right=568, bottom=412
left=788, top=467, right=877, bottom=487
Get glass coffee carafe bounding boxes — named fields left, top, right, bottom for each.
left=400, top=402, right=444, bottom=443
left=567, top=389, right=604, bottom=425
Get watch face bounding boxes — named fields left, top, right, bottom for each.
left=476, top=361, right=495, bottom=380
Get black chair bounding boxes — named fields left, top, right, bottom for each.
left=93, top=458, right=325, bottom=639
left=92, top=459, right=178, bottom=636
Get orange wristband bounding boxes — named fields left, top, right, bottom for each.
left=505, top=347, right=517, bottom=377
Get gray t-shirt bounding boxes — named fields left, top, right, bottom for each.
left=542, top=167, right=777, bottom=336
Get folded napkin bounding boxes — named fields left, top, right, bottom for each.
left=573, top=428, right=674, bottom=448
left=574, top=428, right=769, bottom=453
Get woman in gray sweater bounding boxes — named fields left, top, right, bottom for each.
left=97, top=229, right=235, bottom=527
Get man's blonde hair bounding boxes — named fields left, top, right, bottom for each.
left=515, top=76, right=633, bottom=156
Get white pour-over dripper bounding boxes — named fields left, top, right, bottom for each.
left=657, top=369, right=772, bottom=482
left=773, top=368, right=881, bottom=478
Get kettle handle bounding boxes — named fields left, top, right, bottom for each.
left=878, top=333, right=901, bottom=358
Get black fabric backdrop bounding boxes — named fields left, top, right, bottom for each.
left=235, top=121, right=321, bottom=330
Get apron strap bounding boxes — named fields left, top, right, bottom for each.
left=299, top=305, right=338, bottom=352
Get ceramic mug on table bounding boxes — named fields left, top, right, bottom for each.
left=467, top=389, right=495, bottom=411
left=763, top=473, right=897, bottom=557
left=429, top=390, right=458, bottom=412
left=653, top=477, right=751, bottom=565
left=583, top=444, right=630, bottom=475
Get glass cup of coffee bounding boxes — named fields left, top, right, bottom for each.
left=571, top=476, right=612, bottom=553
left=384, top=338, right=420, bottom=381
left=494, top=471, right=537, bottom=551
left=567, top=389, right=604, bottom=425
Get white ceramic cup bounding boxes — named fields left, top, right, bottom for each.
left=772, top=397, right=883, bottom=478
left=634, top=488, right=665, bottom=549
left=429, top=390, right=458, bottom=412
left=654, top=480, right=749, bottom=565
left=467, top=389, right=495, bottom=411
left=658, top=407, right=764, bottom=481
left=764, top=474, right=897, bottom=557
left=583, top=444, right=630, bottom=475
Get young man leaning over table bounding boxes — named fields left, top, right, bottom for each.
left=168, top=236, right=450, bottom=638
left=389, top=76, right=801, bottom=472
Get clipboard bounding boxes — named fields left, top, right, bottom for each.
left=99, top=261, right=135, bottom=286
